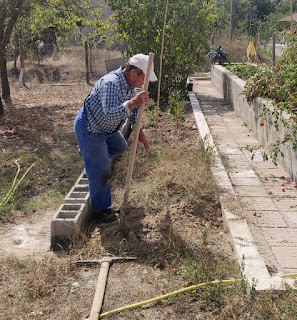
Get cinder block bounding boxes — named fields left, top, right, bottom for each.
left=73, top=185, right=89, bottom=192
left=50, top=202, right=91, bottom=249
left=64, top=183, right=89, bottom=204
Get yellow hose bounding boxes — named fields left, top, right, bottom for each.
left=98, top=278, right=241, bottom=318
left=0, top=157, right=41, bottom=208
left=83, top=273, right=297, bottom=319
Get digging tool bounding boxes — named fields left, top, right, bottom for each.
left=72, top=256, right=136, bottom=320
left=120, top=52, right=155, bottom=235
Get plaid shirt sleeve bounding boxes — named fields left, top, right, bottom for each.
left=85, top=69, right=141, bottom=134
left=97, top=79, right=130, bottom=124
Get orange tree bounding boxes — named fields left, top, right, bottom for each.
left=107, top=0, right=217, bottom=100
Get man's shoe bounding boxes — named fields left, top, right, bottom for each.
left=101, top=208, right=120, bottom=215
left=92, top=209, right=119, bottom=223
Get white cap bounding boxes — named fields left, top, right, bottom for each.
left=128, top=54, right=158, bottom=82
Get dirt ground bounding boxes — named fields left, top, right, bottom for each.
left=0, top=54, right=240, bottom=320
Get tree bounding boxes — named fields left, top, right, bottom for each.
left=229, top=0, right=236, bottom=40
left=13, top=0, right=94, bottom=62
left=108, top=0, right=217, bottom=100
left=0, top=96, right=3, bottom=115
left=0, top=0, right=96, bottom=113
left=0, top=0, right=25, bottom=103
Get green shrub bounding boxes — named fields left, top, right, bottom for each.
left=107, top=0, right=218, bottom=100
left=236, top=36, right=297, bottom=162
left=207, top=45, right=230, bottom=65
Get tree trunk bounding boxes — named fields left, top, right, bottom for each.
left=229, top=0, right=236, bottom=41
left=0, top=47, right=11, bottom=103
left=13, top=33, right=18, bottom=76
left=0, top=0, right=26, bottom=104
left=18, top=37, right=25, bottom=87
left=0, top=96, right=3, bottom=116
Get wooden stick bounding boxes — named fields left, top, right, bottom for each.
left=89, top=261, right=110, bottom=320
left=155, top=0, right=169, bottom=131
left=120, top=53, right=155, bottom=234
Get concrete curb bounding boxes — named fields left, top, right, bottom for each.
left=50, top=120, right=132, bottom=250
left=189, top=92, right=296, bottom=291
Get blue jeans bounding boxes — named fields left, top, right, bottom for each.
left=74, top=107, right=127, bottom=212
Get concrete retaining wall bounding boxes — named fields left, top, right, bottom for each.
left=211, top=64, right=297, bottom=183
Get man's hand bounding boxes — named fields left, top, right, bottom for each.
left=138, top=129, right=150, bottom=152
left=128, top=90, right=149, bottom=111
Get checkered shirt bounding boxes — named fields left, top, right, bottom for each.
left=84, top=67, right=138, bottom=135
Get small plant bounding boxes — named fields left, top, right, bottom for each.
left=144, top=99, right=156, bottom=128
left=168, top=90, right=185, bottom=132
left=207, top=45, right=230, bottom=65
left=245, top=144, right=269, bottom=162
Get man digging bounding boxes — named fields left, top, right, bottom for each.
left=74, top=54, right=157, bottom=223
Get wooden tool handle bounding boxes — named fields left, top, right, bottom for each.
left=121, top=52, right=155, bottom=208
left=89, top=261, right=110, bottom=320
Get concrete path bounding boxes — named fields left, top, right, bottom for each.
left=193, top=79, right=297, bottom=276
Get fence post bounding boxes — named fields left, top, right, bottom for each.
left=272, top=33, right=276, bottom=66
left=85, top=41, right=90, bottom=84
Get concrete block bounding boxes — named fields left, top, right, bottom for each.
left=50, top=202, right=91, bottom=249
left=64, top=191, right=89, bottom=204
left=233, top=186, right=267, bottom=197
left=271, top=247, right=297, bottom=270
left=247, top=276, right=297, bottom=292
left=247, top=210, right=287, bottom=228
left=239, top=196, right=278, bottom=211
left=64, top=183, right=89, bottom=204
left=229, top=177, right=262, bottom=186
left=283, top=211, right=297, bottom=228
left=265, top=228, right=297, bottom=246
left=224, top=217, right=271, bottom=280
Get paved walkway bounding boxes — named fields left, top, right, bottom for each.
left=193, top=79, right=297, bottom=275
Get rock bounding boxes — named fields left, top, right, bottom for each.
left=71, top=282, right=80, bottom=288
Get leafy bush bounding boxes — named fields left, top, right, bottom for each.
left=207, top=45, right=230, bottom=65
left=107, top=0, right=218, bottom=100
left=225, top=64, right=259, bottom=80
left=235, top=36, right=297, bottom=161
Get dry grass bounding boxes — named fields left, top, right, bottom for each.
left=0, top=253, right=94, bottom=319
